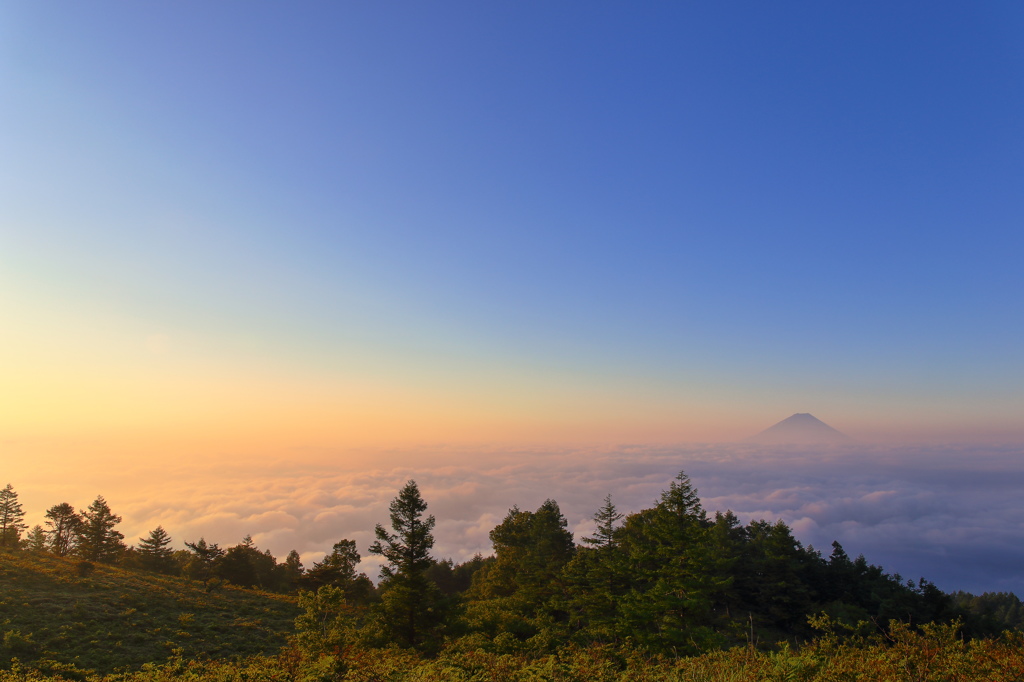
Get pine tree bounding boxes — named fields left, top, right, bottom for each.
left=615, top=471, right=727, bottom=653
left=657, top=470, right=706, bottom=520
left=216, top=536, right=281, bottom=589
left=77, top=495, right=126, bottom=562
left=563, top=495, right=629, bottom=642
left=0, top=484, right=27, bottom=548
left=582, top=494, right=623, bottom=548
left=282, top=549, right=305, bottom=592
left=741, top=519, right=812, bottom=629
left=369, top=480, right=442, bottom=649
left=470, top=498, right=576, bottom=641
left=183, top=537, right=225, bottom=587
left=217, top=536, right=260, bottom=588
left=519, top=499, right=575, bottom=605
left=44, top=502, right=82, bottom=556
left=23, top=525, right=47, bottom=552
left=137, top=526, right=176, bottom=573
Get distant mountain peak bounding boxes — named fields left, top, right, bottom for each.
left=747, top=413, right=851, bottom=445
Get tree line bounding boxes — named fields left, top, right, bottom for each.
left=1, top=475, right=1020, bottom=657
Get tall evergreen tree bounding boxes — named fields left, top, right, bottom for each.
left=740, top=519, right=814, bottom=630
left=217, top=536, right=260, bottom=588
left=479, top=500, right=575, bottom=603
left=369, top=480, right=442, bottom=650
left=137, top=526, right=176, bottom=573
left=23, top=525, right=47, bottom=552
left=282, top=549, right=305, bottom=592
left=464, top=499, right=576, bottom=646
left=0, top=484, right=27, bottom=548
left=582, top=494, right=623, bottom=548
left=44, top=502, right=82, bottom=556
left=563, top=495, right=629, bottom=642
left=616, top=471, right=729, bottom=653
left=77, top=495, right=126, bottom=562
left=704, top=510, right=747, bottom=624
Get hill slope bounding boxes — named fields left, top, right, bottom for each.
left=0, top=551, right=299, bottom=674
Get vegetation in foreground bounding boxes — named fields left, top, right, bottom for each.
left=2, top=620, right=1024, bottom=682
left=2, top=475, right=1023, bottom=680
left=0, top=552, right=299, bottom=675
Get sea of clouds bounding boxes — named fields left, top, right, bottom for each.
left=20, top=442, right=1024, bottom=596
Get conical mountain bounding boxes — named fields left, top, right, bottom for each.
left=747, top=413, right=851, bottom=445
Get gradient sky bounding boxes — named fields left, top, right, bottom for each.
left=2, top=4, right=1023, bottom=590
left=3, top=2, right=1023, bottom=452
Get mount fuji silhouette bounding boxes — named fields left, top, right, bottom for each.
left=747, top=413, right=852, bottom=445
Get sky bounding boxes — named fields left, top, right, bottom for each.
left=2, top=3, right=1023, bottom=593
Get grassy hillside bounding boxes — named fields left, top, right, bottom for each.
left=0, top=551, right=299, bottom=675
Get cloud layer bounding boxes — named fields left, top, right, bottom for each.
left=17, top=443, right=1024, bottom=595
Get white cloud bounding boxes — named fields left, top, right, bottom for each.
left=22, top=442, right=1024, bottom=594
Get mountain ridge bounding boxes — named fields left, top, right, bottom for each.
left=747, top=413, right=852, bottom=445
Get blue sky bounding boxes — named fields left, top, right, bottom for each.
left=2, top=2, right=1023, bottom=448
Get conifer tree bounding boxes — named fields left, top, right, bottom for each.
left=582, top=494, right=623, bottom=548
left=216, top=535, right=281, bottom=589
left=217, top=536, right=260, bottom=587
left=369, top=480, right=443, bottom=649
left=185, top=537, right=225, bottom=563
left=469, top=498, right=576, bottom=645
left=44, top=502, right=82, bottom=556
left=563, top=495, right=629, bottom=641
left=616, top=471, right=728, bottom=653
left=0, top=484, right=27, bottom=548
left=23, top=525, right=47, bottom=552
left=519, top=499, right=575, bottom=604
left=704, top=510, right=747, bottom=623
left=282, top=549, right=305, bottom=592
left=77, top=495, right=126, bottom=562
left=137, top=526, right=176, bottom=573
left=657, top=470, right=706, bottom=521
left=183, top=537, right=225, bottom=587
